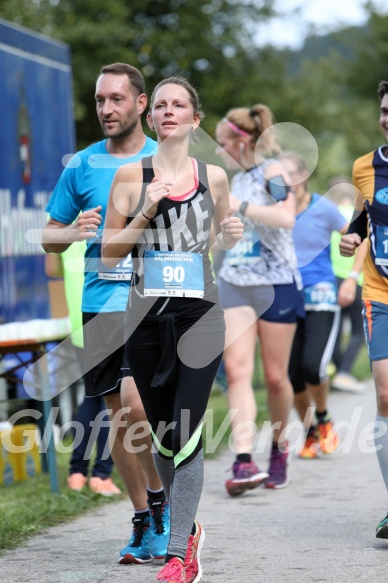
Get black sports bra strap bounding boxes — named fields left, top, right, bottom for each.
left=196, top=159, right=209, bottom=193
left=135, top=156, right=155, bottom=214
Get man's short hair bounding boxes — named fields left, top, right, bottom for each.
left=377, top=81, right=388, bottom=102
left=98, top=63, right=146, bottom=96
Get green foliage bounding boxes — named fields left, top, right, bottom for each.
left=0, top=0, right=276, bottom=146
left=1, top=1, right=387, bottom=181
left=0, top=445, right=124, bottom=552
left=346, top=10, right=388, bottom=101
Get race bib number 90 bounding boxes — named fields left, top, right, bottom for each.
left=143, top=250, right=204, bottom=298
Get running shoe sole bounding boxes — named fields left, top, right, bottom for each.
left=225, top=471, right=269, bottom=497
left=376, top=523, right=388, bottom=539
left=298, top=450, right=319, bottom=459
left=118, top=554, right=153, bottom=564
left=265, top=475, right=290, bottom=489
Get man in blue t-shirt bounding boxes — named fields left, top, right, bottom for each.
left=42, top=63, right=170, bottom=565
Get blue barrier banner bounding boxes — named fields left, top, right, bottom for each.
left=0, top=19, right=75, bottom=323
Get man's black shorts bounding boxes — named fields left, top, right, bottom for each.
left=83, top=312, right=131, bottom=397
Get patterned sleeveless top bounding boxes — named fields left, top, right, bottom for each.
left=218, top=160, right=301, bottom=288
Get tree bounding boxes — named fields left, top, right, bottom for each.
left=1, top=0, right=276, bottom=147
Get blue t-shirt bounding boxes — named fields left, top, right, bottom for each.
left=293, top=193, right=347, bottom=289
left=46, top=137, right=157, bottom=312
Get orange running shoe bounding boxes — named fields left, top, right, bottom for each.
left=298, top=427, right=320, bottom=459
left=67, top=473, right=87, bottom=491
left=89, top=476, right=122, bottom=496
left=318, top=418, right=339, bottom=454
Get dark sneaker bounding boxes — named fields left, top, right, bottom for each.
left=148, top=499, right=170, bottom=559
left=119, top=515, right=152, bottom=564
left=225, top=460, right=268, bottom=497
left=376, top=512, right=388, bottom=539
left=265, top=444, right=289, bottom=489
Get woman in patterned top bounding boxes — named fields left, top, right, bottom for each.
left=215, top=104, right=303, bottom=493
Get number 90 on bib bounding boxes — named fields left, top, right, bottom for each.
left=143, top=250, right=204, bottom=298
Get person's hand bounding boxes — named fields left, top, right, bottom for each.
left=143, top=177, right=171, bottom=218
left=72, top=206, right=102, bottom=240
left=339, top=233, right=361, bottom=257
left=338, top=278, right=357, bottom=308
left=220, top=208, right=244, bottom=245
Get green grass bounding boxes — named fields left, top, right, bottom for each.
left=0, top=447, right=125, bottom=553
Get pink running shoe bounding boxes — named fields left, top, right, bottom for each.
left=225, top=460, right=269, bottom=497
left=156, top=557, right=186, bottom=582
left=184, top=520, right=205, bottom=583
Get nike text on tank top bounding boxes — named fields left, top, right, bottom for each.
left=130, top=157, right=216, bottom=299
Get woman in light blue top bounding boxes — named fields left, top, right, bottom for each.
left=279, top=152, right=363, bottom=459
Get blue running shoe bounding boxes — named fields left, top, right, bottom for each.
left=119, top=515, right=152, bottom=564
left=376, top=512, right=388, bottom=539
left=148, top=499, right=170, bottom=559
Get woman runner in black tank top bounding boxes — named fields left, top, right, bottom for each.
left=102, top=76, right=243, bottom=583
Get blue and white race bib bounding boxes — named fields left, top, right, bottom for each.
left=143, top=250, right=204, bottom=298
left=304, top=281, right=338, bottom=311
left=98, top=254, right=133, bottom=281
left=375, top=226, right=388, bottom=266
left=225, top=229, right=260, bottom=266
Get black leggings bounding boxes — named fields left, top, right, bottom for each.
left=289, top=310, right=340, bottom=393
left=125, top=295, right=225, bottom=468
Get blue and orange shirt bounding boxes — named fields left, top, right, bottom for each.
left=353, top=146, right=388, bottom=303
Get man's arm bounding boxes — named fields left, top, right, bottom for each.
left=339, top=189, right=366, bottom=257
left=337, top=238, right=368, bottom=307
left=41, top=207, right=102, bottom=254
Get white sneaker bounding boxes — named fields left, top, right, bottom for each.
left=331, top=373, right=367, bottom=393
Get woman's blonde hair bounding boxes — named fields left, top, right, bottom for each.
left=223, top=104, right=281, bottom=155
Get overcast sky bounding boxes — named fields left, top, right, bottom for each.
left=254, top=0, right=388, bottom=49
